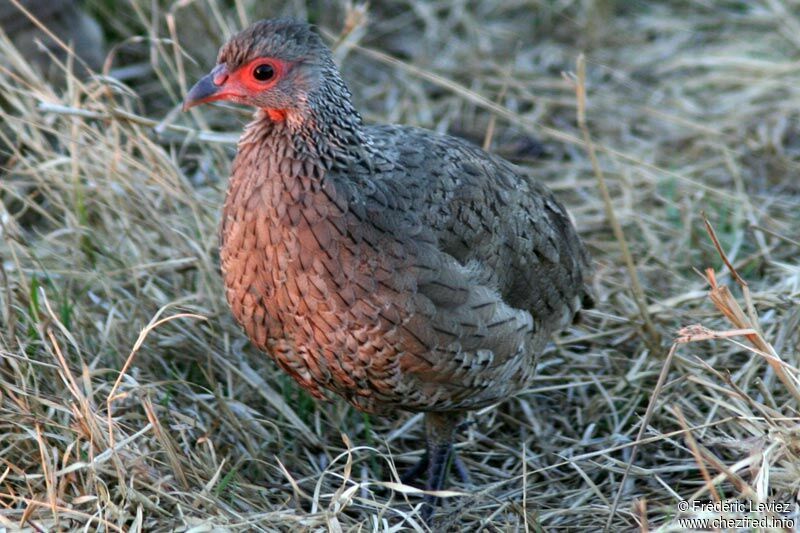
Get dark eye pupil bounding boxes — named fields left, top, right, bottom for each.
left=253, top=64, right=274, bottom=81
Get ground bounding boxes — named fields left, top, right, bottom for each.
left=1, top=0, right=799, bottom=531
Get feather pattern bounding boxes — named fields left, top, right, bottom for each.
left=215, top=19, right=593, bottom=415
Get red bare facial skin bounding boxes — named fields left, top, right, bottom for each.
left=182, top=58, right=289, bottom=119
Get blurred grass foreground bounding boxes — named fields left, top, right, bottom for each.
left=1, top=0, right=799, bottom=531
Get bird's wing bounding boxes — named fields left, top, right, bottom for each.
left=365, top=124, right=593, bottom=333
left=333, top=125, right=593, bottom=410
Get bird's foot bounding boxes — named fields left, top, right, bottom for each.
left=456, top=418, right=476, bottom=433
left=400, top=450, right=471, bottom=487
left=394, top=412, right=470, bottom=523
left=400, top=443, right=471, bottom=524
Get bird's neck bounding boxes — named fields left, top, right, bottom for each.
left=229, top=84, right=373, bottom=216
left=238, top=67, right=373, bottom=171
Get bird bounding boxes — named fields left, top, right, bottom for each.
left=183, top=17, right=593, bottom=520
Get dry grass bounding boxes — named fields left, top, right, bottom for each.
left=1, top=0, right=800, bottom=531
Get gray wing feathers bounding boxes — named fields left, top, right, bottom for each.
left=368, top=124, right=592, bottom=331
left=354, top=124, right=591, bottom=410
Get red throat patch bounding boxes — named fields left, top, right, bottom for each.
left=266, top=109, right=287, bottom=121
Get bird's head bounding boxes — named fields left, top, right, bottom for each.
left=182, top=18, right=333, bottom=123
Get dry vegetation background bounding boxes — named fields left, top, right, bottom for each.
left=1, top=0, right=800, bottom=531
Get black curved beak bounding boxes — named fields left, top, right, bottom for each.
left=182, top=65, right=229, bottom=111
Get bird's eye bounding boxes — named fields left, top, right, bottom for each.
left=252, top=63, right=275, bottom=82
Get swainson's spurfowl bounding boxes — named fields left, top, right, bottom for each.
left=183, top=17, right=593, bottom=520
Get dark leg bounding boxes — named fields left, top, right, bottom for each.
left=419, top=411, right=460, bottom=523
left=420, top=441, right=452, bottom=520
left=401, top=447, right=470, bottom=486
left=452, top=453, right=472, bottom=485
left=397, top=412, right=472, bottom=522
left=400, top=451, right=428, bottom=486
